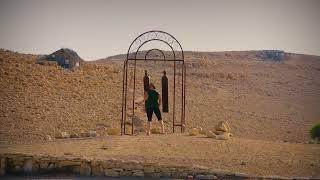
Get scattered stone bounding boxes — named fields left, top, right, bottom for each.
left=92, top=165, right=104, bottom=176
left=45, top=135, right=52, bottom=141
left=213, top=130, right=225, bottom=135
left=80, top=162, right=91, bottom=176
left=70, top=132, right=80, bottom=138
left=107, top=128, right=121, bottom=135
left=215, top=121, right=230, bottom=132
left=88, top=130, right=97, bottom=137
left=104, top=168, right=120, bottom=177
left=205, top=130, right=216, bottom=138
left=171, top=168, right=188, bottom=178
left=132, top=170, right=144, bottom=177
left=216, top=132, right=231, bottom=140
left=241, top=161, right=247, bottom=166
left=189, top=128, right=200, bottom=136
left=101, top=160, right=116, bottom=169
left=55, top=132, right=70, bottom=139
left=80, top=131, right=90, bottom=138
left=198, top=127, right=206, bottom=135
left=120, top=170, right=132, bottom=176
left=39, top=162, right=49, bottom=169
left=48, top=163, right=55, bottom=170
left=195, top=174, right=218, bottom=179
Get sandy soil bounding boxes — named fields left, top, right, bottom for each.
left=1, top=134, right=319, bottom=178
left=1, top=49, right=320, bottom=178
left=1, top=50, right=320, bottom=144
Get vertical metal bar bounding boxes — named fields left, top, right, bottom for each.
left=124, top=60, right=129, bottom=135
left=121, top=61, right=126, bottom=135
left=132, top=60, right=137, bottom=135
left=173, top=61, right=176, bottom=133
left=181, top=62, right=184, bottom=133
left=183, top=63, right=186, bottom=133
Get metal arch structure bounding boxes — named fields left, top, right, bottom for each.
left=121, top=30, right=186, bottom=135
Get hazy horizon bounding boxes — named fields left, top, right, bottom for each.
left=0, top=0, right=319, bottom=60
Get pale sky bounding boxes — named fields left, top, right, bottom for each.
left=0, top=0, right=319, bottom=60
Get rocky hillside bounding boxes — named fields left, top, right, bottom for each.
left=0, top=49, right=123, bottom=143
left=0, top=49, right=320, bottom=143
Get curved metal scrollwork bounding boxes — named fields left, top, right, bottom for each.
left=126, top=30, right=184, bottom=61
left=121, top=30, right=186, bottom=135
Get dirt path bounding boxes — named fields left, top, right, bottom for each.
left=1, top=134, right=319, bottom=178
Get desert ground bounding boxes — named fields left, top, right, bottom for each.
left=0, top=49, right=320, bottom=178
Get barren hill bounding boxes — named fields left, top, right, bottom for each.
left=1, top=49, right=320, bottom=144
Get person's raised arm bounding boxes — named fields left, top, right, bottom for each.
left=144, top=91, right=148, bottom=101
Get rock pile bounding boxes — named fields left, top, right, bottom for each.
left=190, top=121, right=233, bottom=140
left=54, top=131, right=98, bottom=139
left=39, top=48, right=83, bottom=69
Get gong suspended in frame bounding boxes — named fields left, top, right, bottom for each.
left=121, top=30, right=186, bottom=135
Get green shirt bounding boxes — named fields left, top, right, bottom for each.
left=146, top=90, right=159, bottom=108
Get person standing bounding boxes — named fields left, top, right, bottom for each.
left=144, top=83, right=164, bottom=135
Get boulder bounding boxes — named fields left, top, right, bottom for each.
left=80, top=131, right=90, bottom=138
left=189, top=128, right=199, bottom=136
left=70, top=132, right=80, bottom=138
left=88, top=130, right=97, bottom=137
left=205, top=130, right=216, bottom=138
left=48, top=163, right=55, bottom=170
left=196, top=174, right=218, bottom=179
left=132, top=170, right=144, bottom=177
left=198, top=127, right=206, bottom=135
left=80, top=162, right=91, bottom=176
left=92, top=165, right=104, bottom=176
left=216, top=132, right=232, bottom=140
left=55, top=132, right=70, bottom=139
left=213, top=130, right=225, bottom=135
left=104, top=169, right=120, bottom=177
left=215, top=121, right=230, bottom=132
left=45, top=135, right=52, bottom=141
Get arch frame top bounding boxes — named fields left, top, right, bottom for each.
left=126, top=30, right=184, bottom=61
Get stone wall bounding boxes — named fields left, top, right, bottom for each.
left=0, top=153, right=314, bottom=179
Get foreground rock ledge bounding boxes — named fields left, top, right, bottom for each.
left=0, top=153, right=317, bottom=179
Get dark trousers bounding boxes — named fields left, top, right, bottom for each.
left=146, top=107, right=162, bottom=121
